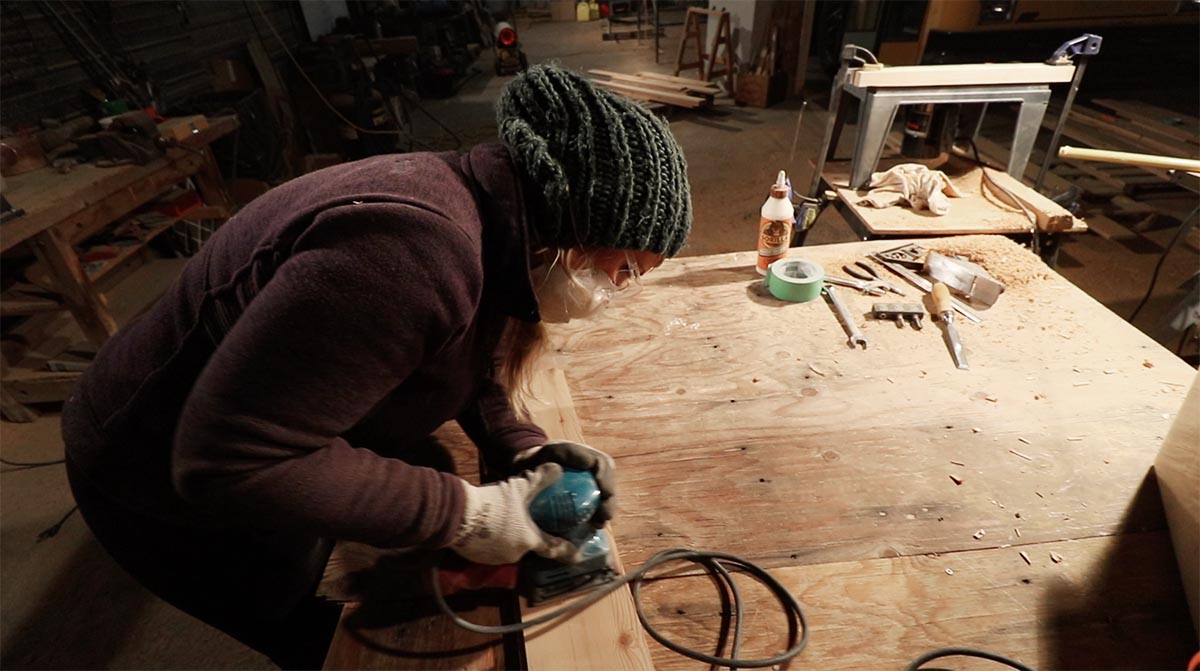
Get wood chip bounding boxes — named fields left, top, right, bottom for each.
left=1066, top=436, right=1084, bottom=441
left=1008, top=449, right=1033, bottom=461
left=950, top=460, right=965, bottom=466
left=1161, top=380, right=1186, bottom=387
left=1049, top=551, right=1064, bottom=563
left=1014, top=527, right=1022, bottom=538
left=1018, top=437, right=1031, bottom=444
left=1103, top=369, right=1118, bottom=375
left=1143, top=360, right=1154, bottom=368
left=808, top=363, right=826, bottom=376
left=985, top=395, right=999, bottom=402
left=945, top=568, right=954, bottom=575
left=972, top=427, right=982, bottom=433
left=1073, top=381, right=1091, bottom=387
left=886, top=377, right=895, bottom=384
left=949, top=474, right=964, bottom=485
left=972, top=529, right=985, bottom=539
left=1019, top=551, right=1032, bottom=565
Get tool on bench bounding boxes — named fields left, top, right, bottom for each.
left=924, top=251, right=1005, bottom=307
left=823, top=285, right=868, bottom=349
left=519, top=469, right=616, bottom=603
left=432, top=473, right=813, bottom=668
left=932, top=283, right=968, bottom=370
left=873, top=303, right=924, bottom=329
left=431, top=469, right=615, bottom=604
left=824, top=274, right=888, bottom=296
left=843, top=261, right=906, bottom=296
left=872, top=252, right=984, bottom=324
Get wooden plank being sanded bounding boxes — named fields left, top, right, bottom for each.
left=518, top=368, right=655, bottom=671
left=591, top=80, right=705, bottom=109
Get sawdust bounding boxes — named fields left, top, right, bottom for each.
left=923, top=235, right=1053, bottom=288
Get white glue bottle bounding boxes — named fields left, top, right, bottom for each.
left=756, top=170, right=795, bottom=275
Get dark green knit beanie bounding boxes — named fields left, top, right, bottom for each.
left=496, top=64, right=692, bottom=257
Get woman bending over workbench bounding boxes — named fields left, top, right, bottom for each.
left=61, top=64, right=691, bottom=669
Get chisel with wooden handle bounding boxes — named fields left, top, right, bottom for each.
left=932, top=282, right=968, bottom=370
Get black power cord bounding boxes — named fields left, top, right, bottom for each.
left=1129, top=204, right=1199, bottom=322
left=432, top=547, right=809, bottom=669
left=906, top=647, right=1035, bottom=671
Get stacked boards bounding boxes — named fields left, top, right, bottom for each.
left=588, top=70, right=717, bottom=109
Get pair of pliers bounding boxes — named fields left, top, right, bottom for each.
left=843, top=261, right=906, bottom=296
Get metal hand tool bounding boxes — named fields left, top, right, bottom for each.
left=873, top=303, right=924, bottom=329
left=823, top=285, right=868, bottom=349
left=871, top=255, right=984, bottom=323
left=824, top=275, right=888, bottom=296
left=843, top=261, right=906, bottom=296
left=932, top=283, right=968, bottom=370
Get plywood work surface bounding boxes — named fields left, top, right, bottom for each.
left=825, top=157, right=1088, bottom=236
left=540, top=235, right=1196, bottom=668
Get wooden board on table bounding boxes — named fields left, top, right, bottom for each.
left=545, top=235, right=1194, bottom=569
left=518, top=368, right=654, bottom=671
left=824, top=157, right=1087, bottom=235
left=849, top=62, right=1074, bottom=88
left=635, top=532, right=1194, bottom=671
left=1155, top=373, right=1200, bottom=640
left=540, top=235, right=1197, bottom=667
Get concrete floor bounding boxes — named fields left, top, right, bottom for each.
left=2, top=14, right=1196, bottom=670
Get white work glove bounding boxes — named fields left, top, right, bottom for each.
left=450, top=462, right=580, bottom=565
left=513, top=441, right=616, bottom=527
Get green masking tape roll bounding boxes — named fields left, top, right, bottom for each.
left=764, top=258, right=824, bottom=302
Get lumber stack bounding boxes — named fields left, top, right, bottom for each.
left=588, top=69, right=717, bottom=109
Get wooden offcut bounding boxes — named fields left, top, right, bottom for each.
left=519, top=368, right=655, bottom=671
left=980, top=167, right=1075, bottom=232
left=850, top=62, right=1075, bottom=88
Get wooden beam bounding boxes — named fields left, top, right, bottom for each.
left=630, top=71, right=721, bottom=93
left=519, top=368, right=655, bottom=671
left=591, top=80, right=704, bottom=109
left=588, top=70, right=692, bottom=93
left=850, top=62, right=1075, bottom=88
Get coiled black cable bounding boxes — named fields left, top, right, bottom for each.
left=431, top=547, right=809, bottom=669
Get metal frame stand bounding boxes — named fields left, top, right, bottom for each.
left=836, top=83, right=1050, bottom=190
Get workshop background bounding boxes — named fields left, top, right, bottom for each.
left=1, top=0, right=1197, bottom=669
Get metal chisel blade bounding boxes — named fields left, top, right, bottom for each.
left=944, top=322, right=969, bottom=370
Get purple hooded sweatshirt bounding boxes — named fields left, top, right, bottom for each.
left=62, top=143, right=548, bottom=552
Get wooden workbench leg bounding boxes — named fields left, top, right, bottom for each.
left=191, top=146, right=235, bottom=217
left=31, top=228, right=118, bottom=349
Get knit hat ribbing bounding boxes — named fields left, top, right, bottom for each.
left=496, top=65, right=692, bottom=257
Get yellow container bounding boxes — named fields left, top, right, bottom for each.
left=576, top=1, right=590, bottom=21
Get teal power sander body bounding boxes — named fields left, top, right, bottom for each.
left=521, top=468, right=616, bottom=604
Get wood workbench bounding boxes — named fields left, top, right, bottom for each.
left=321, top=235, right=1197, bottom=670
left=0, top=115, right=238, bottom=421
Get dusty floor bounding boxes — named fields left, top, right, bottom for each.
left=2, top=14, right=1197, bottom=671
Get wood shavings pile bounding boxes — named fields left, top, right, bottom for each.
left=926, top=235, right=1052, bottom=288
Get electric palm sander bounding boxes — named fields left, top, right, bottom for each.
left=520, top=468, right=616, bottom=604
left=437, top=469, right=615, bottom=605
